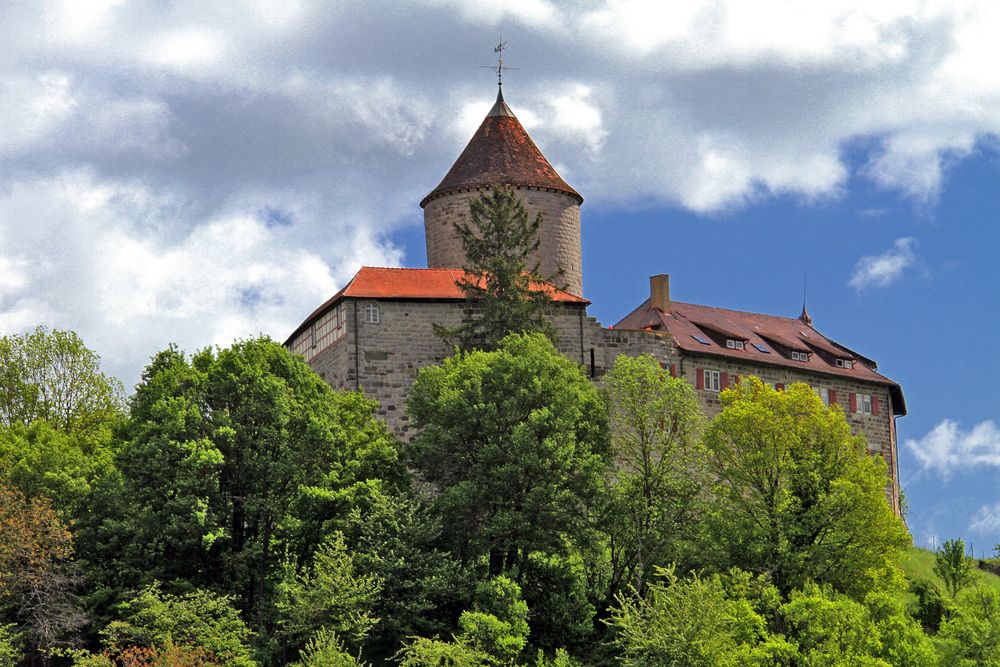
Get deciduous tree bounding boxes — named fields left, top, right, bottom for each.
left=407, top=333, right=609, bottom=577
left=0, top=327, right=124, bottom=439
left=935, top=539, right=973, bottom=598
left=702, top=378, right=909, bottom=597
left=601, top=354, right=707, bottom=598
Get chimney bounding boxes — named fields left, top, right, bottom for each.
left=650, top=274, right=670, bottom=312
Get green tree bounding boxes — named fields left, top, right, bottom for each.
left=608, top=566, right=797, bottom=667
left=601, top=354, right=707, bottom=598
left=0, top=420, right=115, bottom=519
left=935, top=539, right=974, bottom=598
left=436, top=186, right=560, bottom=350
left=0, top=327, right=124, bottom=439
left=407, top=333, right=609, bottom=577
left=329, top=486, right=465, bottom=661
left=0, top=623, right=21, bottom=667
left=780, top=584, right=936, bottom=666
left=702, top=378, right=909, bottom=597
left=275, top=532, right=380, bottom=655
left=99, top=582, right=256, bottom=666
left=397, top=577, right=530, bottom=667
left=96, top=338, right=401, bottom=634
left=938, top=585, right=1000, bottom=666
left=290, top=627, right=366, bottom=667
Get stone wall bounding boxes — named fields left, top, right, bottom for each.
left=423, top=187, right=583, bottom=297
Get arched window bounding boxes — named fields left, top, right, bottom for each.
left=364, top=302, right=380, bottom=324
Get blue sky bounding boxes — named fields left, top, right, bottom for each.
left=1, top=0, right=998, bottom=552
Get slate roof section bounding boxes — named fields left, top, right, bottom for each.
left=614, top=298, right=906, bottom=415
left=285, top=266, right=588, bottom=345
left=420, top=88, right=583, bottom=207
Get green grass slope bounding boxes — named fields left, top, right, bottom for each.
left=900, top=546, right=1000, bottom=599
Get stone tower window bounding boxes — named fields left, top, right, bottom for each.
left=364, top=302, right=380, bottom=324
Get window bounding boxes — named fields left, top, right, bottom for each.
left=703, top=369, right=721, bottom=392
left=726, top=339, right=745, bottom=350
left=814, top=387, right=829, bottom=406
left=691, top=335, right=711, bottom=345
left=790, top=350, right=809, bottom=362
left=859, top=393, right=872, bottom=415
left=835, top=358, right=853, bottom=369
left=752, top=343, right=770, bottom=353
left=364, top=302, right=380, bottom=324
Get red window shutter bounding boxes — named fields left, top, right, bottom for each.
left=696, top=368, right=704, bottom=390
left=775, top=383, right=784, bottom=391
left=720, top=372, right=729, bottom=390
left=829, top=389, right=838, bottom=405
left=670, top=364, right=677, bottom=377
left=849, top=392, right=857, bottom=413
left=872, top=396, right=880, bottom=416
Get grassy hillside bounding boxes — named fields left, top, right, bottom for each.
left=899, top=546, right=1000, bottom=601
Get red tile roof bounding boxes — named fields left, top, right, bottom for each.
left=420, top=89, right=582, bottom=207
left=615, top=299, right=905, bottom=414
left=285, top=266, right=588, bottom=344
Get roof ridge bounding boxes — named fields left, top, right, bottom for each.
left=673, top=300, right=809, bottom=324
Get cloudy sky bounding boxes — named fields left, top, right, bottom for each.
left=2, top=0, right=999, bottom=551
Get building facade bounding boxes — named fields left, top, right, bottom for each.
left=286, top=86, right=906, bottom=515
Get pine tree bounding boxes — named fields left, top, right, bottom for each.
left=436, top=186, right=561, bottom=350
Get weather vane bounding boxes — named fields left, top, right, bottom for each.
left=480, top=34, right=518, bottom=87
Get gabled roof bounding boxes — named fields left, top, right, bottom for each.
left=614, top=299, right=905, bottom=415
left=285, top=266, right=588, bottom=345
left=420, top=88, right=582, bottom=207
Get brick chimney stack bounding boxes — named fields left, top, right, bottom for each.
left=650, top=274, right=670, bottom=312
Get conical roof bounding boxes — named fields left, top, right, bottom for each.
left=420, top=88, right=583, bottom=207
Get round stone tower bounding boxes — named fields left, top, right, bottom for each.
left=420, top=87, right=584, bottom=296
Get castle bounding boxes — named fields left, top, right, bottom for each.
left=285, top=85, right=905, bottom=515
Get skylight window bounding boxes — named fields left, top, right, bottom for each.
left=692, top=335, right=711, bottom=345
left=752, top=343, right=770, bottom=354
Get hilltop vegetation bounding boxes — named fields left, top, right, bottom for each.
left=0, top=326, right=994, bottom=665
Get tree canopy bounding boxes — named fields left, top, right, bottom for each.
left=0, top=327, right=124, bottom=439
left=702, top=378, right=910, bottom=597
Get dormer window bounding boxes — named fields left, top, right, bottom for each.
left=790, top=350, right=809, bottom=362
left=835, top=358, right=853, bottom=369
left=726, top=339, right=745, bottom=350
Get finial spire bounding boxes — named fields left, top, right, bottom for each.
left=799, top=272, right=813, bottom=326
left=481, top=35, right=519, bottom=95
left=494, top=36, right=507, bottom=88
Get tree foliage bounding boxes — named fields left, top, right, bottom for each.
left=95, top=338, right=401, bottom=633
left=0, top=484, right=85, bottom=662
left=275, top=532, right=380, bottom=654
left=98, top=582, right=256, bottom=667
left=702, top=378, right=910, bottom=597
left=437, top=186, right=561, bottom=350
left=0, top=327, right=124, bottom=439
left=602, top=354, right=707, bottom=598
left=935, top=539, right=974, bottom=598
left=407, top=333, right=608, bottom=576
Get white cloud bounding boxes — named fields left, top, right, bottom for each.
left=906, top=419, right=1000, bottom=477
left=849, top=237, right=917, bottom=290
left=970, top=502, right=1000, bottom=535
left=3, top=0, right=1000, bottom=382
left=0, top=171, right=400, bottom=388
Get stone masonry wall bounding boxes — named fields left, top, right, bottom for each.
left=298, top=301, right=901, bottom=514
left=423, top=187, right=583, bottom=296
